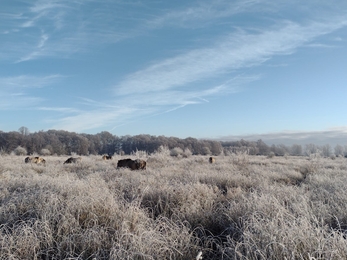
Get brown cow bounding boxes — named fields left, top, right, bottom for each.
left=102, top=155, right=112, bottom=160
left=117, top=158, right=146, bottom=170
left=25, top=156, right=46, bottom=165
left=63, top=157, right=82, bottom=164
left=209, top=157, right=216, bottom=164
left=135, top=159, right=146, bottom=170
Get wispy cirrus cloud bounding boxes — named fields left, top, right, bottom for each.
left=50, top=15, right=347, bottom=132
left=49, top=107, right=143, bottom=132
left=37, top=106, right=81, bottom=113
left=47, top=79, right=241, bottom=132
left=0, top=0, right=269, bottom=62
left=2, top=0, right=127, bottom=62
left=145, top=0, right=266, bottom=29
left=0, top=74, right=63, bottom=89
left=0, top=74, right=63, bottom=110
left=0, top=94, right=42, bottom=111
left=116, top=19, right=347, bottom=96
left=3, top=0, right=347, bottom=133
left=3, top=0, right=346, bottom=63
left=144, top=0, right=347, bottom=30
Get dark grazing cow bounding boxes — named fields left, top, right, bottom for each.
left=135, top=159, right=146, bottom=170
left=117, top=158, right=146, bottom=170
left=209, top=157, right=216, bottom=163
left=117, top=158, right=134, bottom=169
left=63, top=157, right=82, bottom=164
left=116, top=159, right=130, bottom=167
left=25, top=156, right=46, bottom=165
left=102, top=155, right=112, bottom=160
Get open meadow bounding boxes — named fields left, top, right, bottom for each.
left=1, top=151, right=347, bottom=259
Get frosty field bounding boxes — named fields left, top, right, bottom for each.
left=1, top=152, right=347, bottom=259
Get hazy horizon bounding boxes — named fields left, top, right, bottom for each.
left=218, top=128, right=347, bottom=147
left=4, top=126, right=347, bottom=148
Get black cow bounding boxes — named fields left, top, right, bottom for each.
left=117, top=158, right=146, bottom=170
left=64, top=157, right=82, bottom=164
left=209, top=157, right=216, bottom=163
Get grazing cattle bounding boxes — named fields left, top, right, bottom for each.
left=209, top=157, right=216, bottom=164
left=25, top=156, right=46, bottom=165
left=102, top=155, right=112, bottom=160
left=117, top=158, right=134, bottom=169
left=135, top=159, right=146, bottom=170
left=63, top=157, right=82, bottom=164
left=117, top=158, right=146, bottom=170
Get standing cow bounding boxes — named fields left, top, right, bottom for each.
left=25, top=156, right=46, bottom=165
left=102, top=155, right=112, bottom=160
left=209, top=157, right=216, bottom=164
left=117, top=158, right=135, bottom=169
left=135, top=159, right=146, bottom=170
left=117, top=158, right=146, bottom=170
left=63, top=157, right=82, bottom=164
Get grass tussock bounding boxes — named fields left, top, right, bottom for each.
left=1, top=154, right=347, bottom=259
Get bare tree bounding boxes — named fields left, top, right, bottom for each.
left=334, top=145, right=344, bottom=157
left=257, top=139, right=270, bottom=155
left=291, top=144, right=303, bottom=156
left=304, top=143, right=317, bottom=156
left=18, top=126, right=30, bottom=136
left=209, top=141, right=223, bottom=156
left=321, top=144, right=331, bottom=157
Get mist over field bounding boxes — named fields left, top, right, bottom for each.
left=1, top=150, right=347, bottom=259
left=219, top=128, right=347, bottom=146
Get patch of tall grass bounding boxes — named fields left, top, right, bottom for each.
left=1, top=153, right=347, bottom=259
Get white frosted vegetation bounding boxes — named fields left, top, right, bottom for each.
left=1, top=153, right=347, bottom=259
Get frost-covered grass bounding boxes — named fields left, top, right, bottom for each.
left=1, top=153, right=347, bottom=259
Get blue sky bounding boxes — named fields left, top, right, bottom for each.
left=1, top=0, right=347, bottom=143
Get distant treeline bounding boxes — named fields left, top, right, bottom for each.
left=0, top=128, right=345, bottom=157
left=0, top=129, right=223, bottom=156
